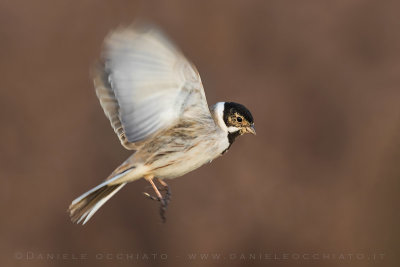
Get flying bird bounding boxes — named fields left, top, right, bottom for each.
left=68, top=24, right=256, bottom=224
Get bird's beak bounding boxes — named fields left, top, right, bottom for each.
left=246, top=124, right=256, bottom=135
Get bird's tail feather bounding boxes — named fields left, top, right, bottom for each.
left=68, top=182, right=126, bottom=225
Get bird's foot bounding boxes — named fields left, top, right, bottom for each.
left=143, top=180, right=171, bottom=223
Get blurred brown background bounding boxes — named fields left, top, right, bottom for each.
left=1, top=0, right=399, bottom=266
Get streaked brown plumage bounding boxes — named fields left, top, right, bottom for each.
left=68, top=23, right=255, bottom=224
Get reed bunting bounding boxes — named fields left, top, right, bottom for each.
left=68, top=24, right=256, bottom=224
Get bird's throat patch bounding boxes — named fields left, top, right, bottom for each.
left=222, top=131, right=241, bottom=155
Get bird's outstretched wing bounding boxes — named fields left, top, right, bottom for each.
left=93, top=24, right=210, bottom=150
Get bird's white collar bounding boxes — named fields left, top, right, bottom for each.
left=212, top=102, right=240, bottom=134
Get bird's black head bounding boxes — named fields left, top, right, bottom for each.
left=223, top=102, right=256, bottom=136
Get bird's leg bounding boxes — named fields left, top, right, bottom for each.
left=144, top=185, right=164, bottom=193
left=158, top=178, right=171, bottom=207
left=156, top=179, right=171, bottom=223
left=143, top=176, right=170, bottom=223
left=144, top=177, right=163, bottom=200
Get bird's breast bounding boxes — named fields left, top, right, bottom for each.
left=147, top=131, right=229, bottom=179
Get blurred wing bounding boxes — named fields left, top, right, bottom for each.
left=93, top=24, right=209, bottom=150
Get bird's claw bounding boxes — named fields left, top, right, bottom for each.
left=143, top=192, right=159, bottom=201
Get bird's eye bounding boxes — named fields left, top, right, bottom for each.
left=237, top=117, right=242, bottom=122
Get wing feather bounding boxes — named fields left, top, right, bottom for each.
left=93, top=24, right=209, bottom=149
